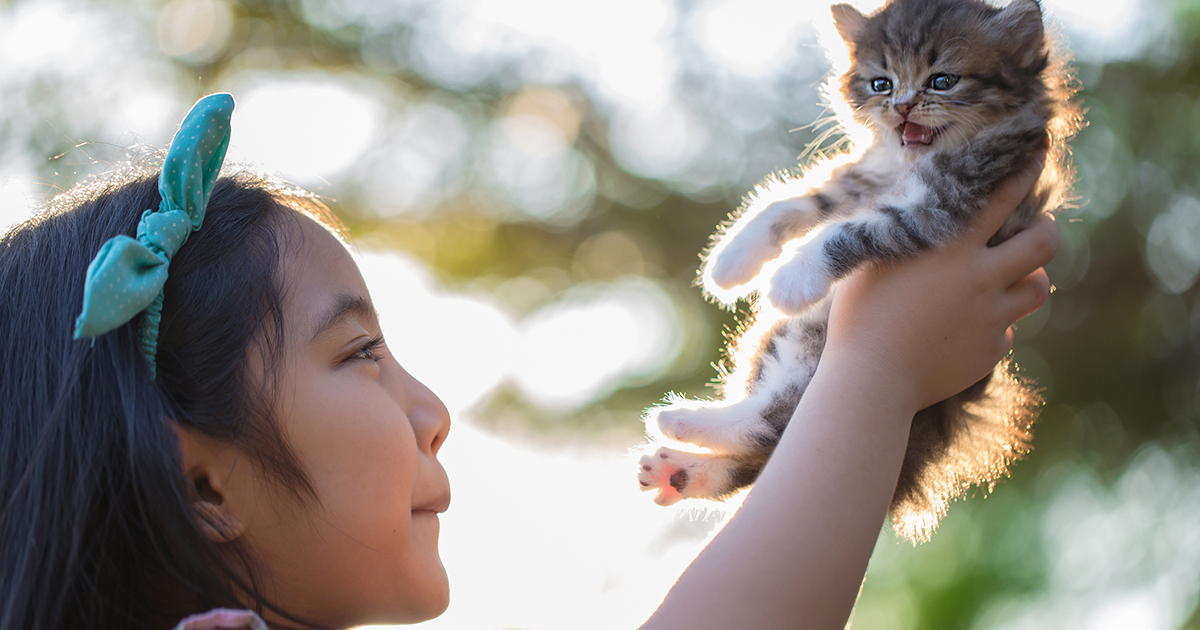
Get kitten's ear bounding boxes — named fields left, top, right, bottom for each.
left=831, top=4, right=868, bottom=44
left=994, top=0, right=1046, bottom=67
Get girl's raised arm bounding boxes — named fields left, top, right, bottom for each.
left=640, top=155, right=1056, bottom=630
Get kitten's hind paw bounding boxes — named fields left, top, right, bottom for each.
left=638, top=447, right=692, bottom=506
left=767, top=254, right=834, bottom=314
left=637, top=446, right=738, bottom=505
left=654, top=406, right=708, bottom=447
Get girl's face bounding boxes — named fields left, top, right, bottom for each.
left=233, top=214, right=452, bottom=626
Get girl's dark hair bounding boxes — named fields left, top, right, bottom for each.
left=0, top=163, right=331, bottom=629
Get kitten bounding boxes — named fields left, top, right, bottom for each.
left=637, top=0, right=1082, bottom=542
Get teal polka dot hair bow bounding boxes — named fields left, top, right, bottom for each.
left=74, top=93, right=235, bottom=375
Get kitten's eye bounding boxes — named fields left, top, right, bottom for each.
left=928, top=73, right=960, bottom=91
left=870, top=78, right=893, bottom=93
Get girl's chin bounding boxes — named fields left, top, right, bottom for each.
left=407, top=562, right=451, bottom=622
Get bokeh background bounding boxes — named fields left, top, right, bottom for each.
left=2, top=0, right=1199, bottom=627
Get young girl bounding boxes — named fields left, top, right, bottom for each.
left=0, top=95, right=1057, bottom=629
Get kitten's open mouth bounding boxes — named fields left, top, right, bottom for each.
left=897, top=121, right=948, bottom=147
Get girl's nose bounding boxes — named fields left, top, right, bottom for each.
left=410, top=378, right=451, bottom=456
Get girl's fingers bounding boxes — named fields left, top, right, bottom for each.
left=1004, top=267, right=1052, bottom=323
left=988, top=212, right=1060, bottom=286
left=971, top=149, right=1048, bottom=242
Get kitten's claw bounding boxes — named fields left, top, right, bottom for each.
left=767, top=254, right=834, bottom=314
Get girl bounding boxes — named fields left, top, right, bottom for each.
left=0, top=95, right=1057, bottom=629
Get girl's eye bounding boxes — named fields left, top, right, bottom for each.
left=347, top=336, right=386, bottom=363
left=870, top=78, right=893, bottom=93
left=928, top=73, right=959, bottom=91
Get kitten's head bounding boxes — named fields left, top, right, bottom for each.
left=832, top=0, right=1050, bottom=157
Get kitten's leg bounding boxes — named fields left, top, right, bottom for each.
left=766, top=180, right=954, bottom=314
left=705, top=196, right=829, bottom=296
left=704, top=162, right=885, bottom=300
left=650, top=396, right=786, bottom=455
left=764, top=139, right=1048, bottom=314
left=637, top=445, right=764, bottom=506
left=653, top=313, right=822, bottom=452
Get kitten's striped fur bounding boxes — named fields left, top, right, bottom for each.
left=638, top=0, right=1082, bottom=542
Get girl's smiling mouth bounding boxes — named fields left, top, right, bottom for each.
left=413, top=494, right=451, bottom=515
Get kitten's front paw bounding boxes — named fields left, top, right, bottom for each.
left=707, top=247, right=776, bottom=293
left=767, top=254, right=834, bottom=314
left=705, top=233, right=781, bottom=297
left=637, top=447, right=694, bottom=506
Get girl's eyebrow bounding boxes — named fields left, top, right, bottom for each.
left=309, top=294, right=378, bottom=342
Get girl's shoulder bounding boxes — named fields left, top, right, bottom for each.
left=172, top=608, right=267, bottom=630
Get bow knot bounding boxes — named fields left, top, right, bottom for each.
left=138, top=208, right=192, bottom=257
left=74, top=93, right=235, bottom=375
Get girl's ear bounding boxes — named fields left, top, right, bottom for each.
left=172, top=422, right=248, bottom=543
left=191, top=495, right=247, bottom=543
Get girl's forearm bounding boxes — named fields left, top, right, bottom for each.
left=642, top=347, right=918, bottom=630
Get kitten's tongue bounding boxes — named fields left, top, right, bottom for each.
left=902, top=121, right=933, bottom=145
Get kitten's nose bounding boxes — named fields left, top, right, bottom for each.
left=895, top=102, right=914, bottom=117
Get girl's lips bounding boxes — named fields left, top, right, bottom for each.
left=412, top=493, right=451, bottom=514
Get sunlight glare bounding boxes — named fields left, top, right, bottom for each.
left=359, top=255, right=685, bottom=415
left=609, top=101, right=709, bottom=182
left=1083, top=591, right=1168, bottom=630
left=364, top=102, right=471, bottom=217
left=1043, top=0, right=1171, bottom=63
left=512, top=279, right=683, bottom=411
left=0, top=1, right=180, bottom=149
left=357, top=252, right=518, bottom=415
left=696, top=0, right=817, bottom=77
left=230, top=78, right=382, bottom=185
left=156, top=0, right=233, bottom=64
left=0, top=171, right=37, bottom=236
left=408, top=6, right=506, bottom=91
left=482, top=114, right=597, bottom=225
left=0, top=1, right=97, bottom=75
left=456, top=0, right=676, bottom=110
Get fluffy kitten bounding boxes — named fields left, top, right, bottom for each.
left=637, top=0, right=1082, bottom=542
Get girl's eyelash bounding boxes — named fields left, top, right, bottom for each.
left=346, top=336, right=386, bottom=363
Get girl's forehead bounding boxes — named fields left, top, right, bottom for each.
left=279, top=214, right=373, bottom=332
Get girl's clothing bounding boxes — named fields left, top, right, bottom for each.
left=172, top=609, right=267, bottom=630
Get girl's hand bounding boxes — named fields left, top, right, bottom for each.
left=825, top=156, right=1058, bottom=414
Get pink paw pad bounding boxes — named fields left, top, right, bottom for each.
left=637, top=448, right=691, bottom=506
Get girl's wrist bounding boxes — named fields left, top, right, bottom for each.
left=815, top=340, right=924, bottom=421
